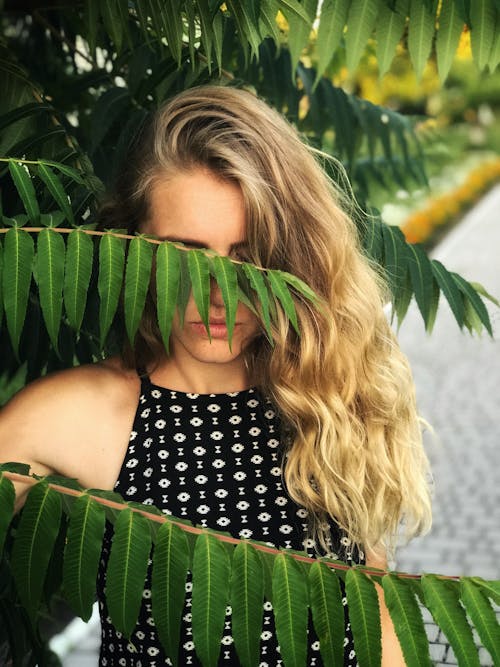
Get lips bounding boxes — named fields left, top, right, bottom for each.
left=190, top=321, right=240, bottom=340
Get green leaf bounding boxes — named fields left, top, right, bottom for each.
left=470, top=577, right=500, bottom=605
left=362, top=217, right=384, bottom=264
left=43, top=159, right=85, bottom=185
left=152, top=521, right=190, bottom=667
left=37, top=163, right=74, bottom=225
left=286, top=0, right=316, bottom=80
left=158, top=0, right=183, bottom=64
left=381, top=223, right=405, bottom=299
left=230, top=542, right=265, bottom=667
left=406, top=243, right=434, bottom=328
left=11, top=482, right=62, bottom=621
left=196, top=0, right=214, bottom=71
left=470, top=0, right=496, bottom=71
left=90, top=88, right=131, bottom=153
left=0, top=462, right=31, bottom=475
left=426, top=272, right=441, bottom=333
left=487, top=10, right=500, bottom=70
left=267, top=270, right=300, bottom=335
left=177, top=248, right=192, bottom=329
left=454, top=0, right=471, bottom=24
left=191, top=533, right=231, bottom=667
left=272, top=552, right=308, bottom=667
left=100, top=0, right=124, bottom=53
left=408, top=0, right=436, bottom=80
left=226, top=0, right=261, bottom=61
left=345, top=0, right=379, bottom=73
left=185, top=0, right=197, bottom=67
left=278, top=0, right=313, bottom=23
left=212, top=10, right=224, bottom=74
left=2, top=228, right=34, bottom=358
left=314, top=0, right=350, bottom=84
left=98, top=233, right=125, bottom=348
left=242, top=263, right=273, bottom=342
left=187, top=249, right=211, bottom=338
left=436, top=0, right=465, bottom=82
left=259, top=0, right=282, bottom=47
left=0, top=237, right=3, bottom=328
left=63, top=494, right=106, bottom=621
left=431, top=259, right=464, bottom=328
left=308, top=561, right=344, bottom=667
left=393, top=260, right=413, bottom=328
left=36, top=228, right=65, bottom=351
left=382, top=574, right=432, bottom=667
left=460, top=579, right=500, bottom=666
left=345, top=568, right=381, bottom=667
left=469, top=281, right=500, bottom=307
left=106, top=508, right=152, bottom=637
left=211, top=255, right=238, bottom=350
left=0, top=473, right=15, bottom=555
left=0, top=102, right=52, bottom=134
left=278, top=270, right=320, bottom=306
left=463, top=298, right=484, bottom=335
left=451, top=273, right=492, bottom=335
left=64, top=229, right=94, bottom=332
left=156, top=241, right=180, bottom=354
left=8, top=160, right=40, bottom=223
left=421, top=575, right=480, bottom=667
left=376, top=0, right=409, bottom=78
left=84, top=0, right=100, bottom=56
left=124, top=237, right=154, bottom=345
left=40, top=211, right=65, bottom=228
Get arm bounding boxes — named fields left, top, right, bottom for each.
left=365, top=549, right=406, bottom=667
left=0, top=378, right=58, bottom=513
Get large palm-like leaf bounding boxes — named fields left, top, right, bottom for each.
left=62, top=493, right=106, bottom=621
left=1, top=468, right=499, bottom=666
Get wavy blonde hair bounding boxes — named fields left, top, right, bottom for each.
left=102, top=84, right=432, bottom=559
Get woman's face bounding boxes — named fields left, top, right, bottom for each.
left=142, top=167, right=261, bottom=369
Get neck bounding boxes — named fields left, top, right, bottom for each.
left=148, top=354, right=253, bottom=394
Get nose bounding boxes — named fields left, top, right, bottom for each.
left=209, top=276, right=225, bottom=308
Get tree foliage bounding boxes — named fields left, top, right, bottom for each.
left=1, top=1, right=499, bottom=664
left=1, top=0, right=498, bottom=383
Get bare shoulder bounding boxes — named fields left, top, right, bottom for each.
left=2, top=357, right=138, bottom=419
left=0, top=357, right=140, bottom=491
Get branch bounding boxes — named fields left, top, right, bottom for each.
left=2, top=469, right=458, bottom=582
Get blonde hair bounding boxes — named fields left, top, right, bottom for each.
left=101, top=84, right=432, bottom=559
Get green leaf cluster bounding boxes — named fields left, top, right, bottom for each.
left=81, top=0, right=500, bottom=80
left=0, top=469, right=499, bottom=666
left=361, top=217, right=496, bottom=334
left=0, top=189, right=319, bottom=363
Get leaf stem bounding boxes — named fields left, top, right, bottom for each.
left=2, top=470, right=459, bottom=582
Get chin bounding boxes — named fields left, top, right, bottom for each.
left=172, top=334, right=247, bottom=365
left=192, top=342, right=246, bottom=365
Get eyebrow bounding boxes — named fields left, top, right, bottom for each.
left=159, top=236, right=248, bottom=251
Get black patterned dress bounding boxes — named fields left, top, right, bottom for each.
left=96, top=375, right=363, bottom=666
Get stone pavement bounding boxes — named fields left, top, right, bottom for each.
left=393, top=184, right=500, bottom=666
left=52, top=186, right=500, bottom=666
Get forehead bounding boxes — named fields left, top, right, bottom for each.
left=146, top=168, right=246, bottom=248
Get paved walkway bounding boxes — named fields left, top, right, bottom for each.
left=393, top=184, right=500, bottom=666
left=52, top=186, right=500, bottom=666
left=395, top=184, right=500, bottom=580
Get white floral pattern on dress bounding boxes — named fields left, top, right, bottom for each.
left=97, top=378, right=361, bottom=666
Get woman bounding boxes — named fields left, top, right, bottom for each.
left=0, top=85, right=432, bottom=665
